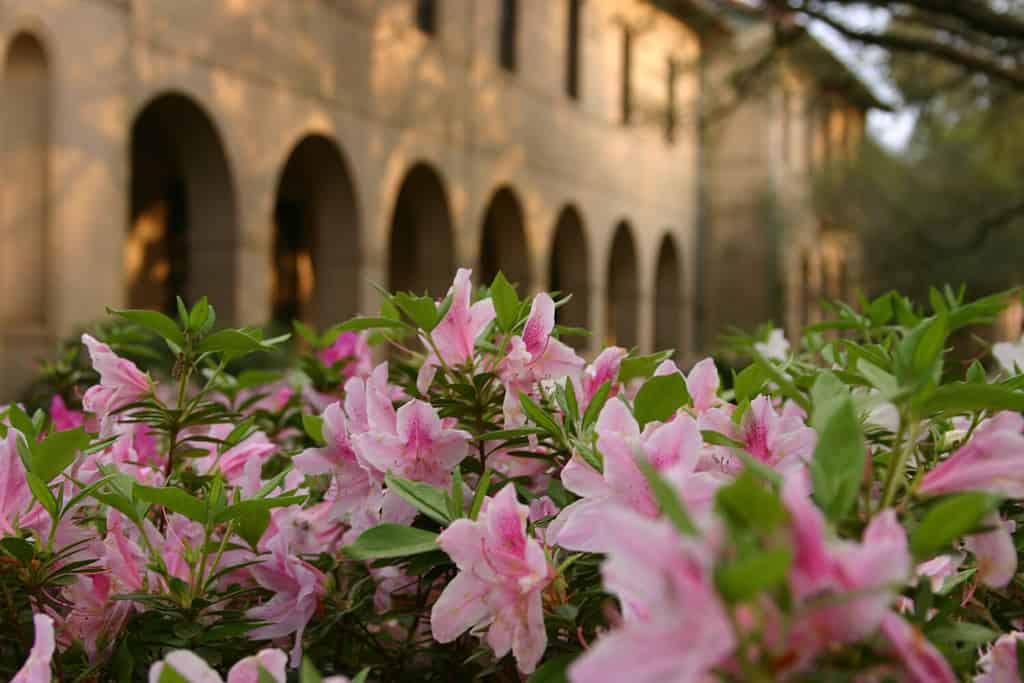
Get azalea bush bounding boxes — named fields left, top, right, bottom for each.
left=4, top=271, right=1024, bottom=682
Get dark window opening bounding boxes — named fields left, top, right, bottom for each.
left=566, top=0, right=582, bottom=99
left=621, top=27, right=633, bottom=125
left=665, top=58, right=678, bottom=143
left=416, top=0, right=437, bottom=35
left=499, top=0, right=518, bottom=71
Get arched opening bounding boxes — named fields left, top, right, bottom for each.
left=549, top=206, right=590, bottom=349
left=389, top=163, right=455, bottom=296
left=605, top=221, right=638, bottom=348
left=2, top=33, right=49, bottom=328
left=480, top=186, right=529, bottom=289
left=128, top=93, right=239, bottom=319
left=654, top=235, right=683, bottom=355
left=272, top=135, right=360, bottom=327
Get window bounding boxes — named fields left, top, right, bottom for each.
left=566, top=0, right=582, bottom=99
left=665, top=58, right=678, bottom=143
left=416, top=0, right=437, bottom=35
left=621, top=27, right=633, bottom=125
left=499, top=0, right=518, bottom=72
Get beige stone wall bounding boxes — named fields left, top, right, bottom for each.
left=0, top=0, right=704, bottom=394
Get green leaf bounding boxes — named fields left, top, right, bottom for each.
left=393, top=292, right=439, bottom=331
left=300, top=658, right=323, bottom=683
left=808, top=372, right=865, bottom=522
left=385, top=473, right=451, bottom=525
left=302, top=414, right=325, bottom=446
left=715, top=547, right=793, bottom=602
left=581, top=381, right=612, bottom=428
left=633, top=373, right=690, bottom=428
left=857, top=359, right=899, bottom=396
left=134, top=484, right=207, bottom=523
left=158, top=665, right=192, bottom=683
left=525, top=653, right=575, bottom=683
left=108, top=308, right=185, bottom=348
left=215, top=496, right=307, bottom=525
left=293, top=320, right=321, bottom=347
left=925, top=621, right=1000, bottom=649
left=919, top=382, right=1024, bottom=416
left=26, top=471, right=57, bottom=518
left=196, top=329, right=266, bottom=358
left=258, top=667, right=277, bottom=683
left=700, top=430, right=745, bottom=449
left=7, top=405, right=36, bottom=441
left=896, top=315, right=946, bottom=388
left=350, top=668, right=370, bottom=683
left=634, top=451, right=697, bottom=535
left=733, top=364, right=768, bottom=403
left=519, top=393, right=563, bottom=437
left=30, top=427, right=90, bottom=483
left=0, top=536, right=35, bottom=562
left=618, top=351, right=674, bottom=383
left=716, top=469, right=787, bottom=532
left=236, top=507, right=270, bottom=549
left=188, top=296, right=210, bottom=333
left=469, top=469, right=492, bottom=520
left=449, top=466, right=465, bottom=519
left=910, top=492, right=1003, bottom=561
left=342, top=524, right=440, bottom=560
left=490, top=271, right=520, bottom=332
left=335, top=316, right=409, bottom=333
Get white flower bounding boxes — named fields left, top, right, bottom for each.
left=754, top=329, right=790, bottom=361
left=993, top=334, right=1024, bottom=374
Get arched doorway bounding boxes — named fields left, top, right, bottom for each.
left=549, top=206, right=590, bottom=348
left=654, top=234, right=682, bottom=355
left=480, top=186, right=529, bottom=289
left=605, top=221, right=638, bottom=348
left=272, top=135, right=360, bottom=327
left=1, top=33, right=49, bottom=328
left=388, top=163, right=455, bottom=296
left=128, top=93, right=239, bottom=319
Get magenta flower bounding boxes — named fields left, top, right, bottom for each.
left=552, top=398, right=706, bottom=552
left=49, top=395, right=84, bottom=431
left=246, top=535, right=326, bottom=666
left=431, top=484, right=553, bottom=674
left=880, top=613, right=957, bottom=683
left=11, top=613, right=55, bottom=683
left=500, top=292, right=585, bottom=391
left=568, top=507, right=734, bottom=683
left=317, top=330, right=372, bottom=379
left=0, top=429, right=32, bottom=534
left=81, top=334, right=151, bottom=429
left=574, top=346, right=627, bottom=407
left=976, top=632, right=1024, bottom=683
left=919, top=412, right=1024, bottom=496
left=353, top=398, right=470, bottom=488
left=700, top=395, right=816, bottom=476
left=964, top=513, right=1017, bottom=588
left=417, top=268, right=495, bottom=392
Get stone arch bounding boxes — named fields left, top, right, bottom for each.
left=128, top=92, right=239, bottom=319
left=272, top=134, right=361, bottom=327
left=548, top=205, right=590, bottom=349
left=606, top=221, right=638, bottom=348
left=479, top=186, right=530, bottom=289
left=654, top=233, right=683, bottom=355
left=2, top=32, right=50, bottom=328
left=388, top=162, right=454, bottom=295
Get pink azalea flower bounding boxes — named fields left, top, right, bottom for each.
left=149, top=649, right=350, bottom=683
left=781, top=476, right=912, bottom=669
left=60, top=573, right=132, bottom=660
left=0, top=428, right=32, bottom=534
left=754, top=328, right=790, bottom=360
left=353, top=398, right=471, bottom=488
left=49, top=395, right=84, bottom=431
left=916, top=553, right=964, bottom=593
left=500, top=292, right=585, bottom=393
left=417, top=268, right=496, bottom=393
left=700, top=395, right=816, bottom=476
left=431, top=484, right=553, bottom=674
left=81, top=334, right=151, bottom=430
left=12, top=613, right=55, bottom=683
left=684, top=357, right=721, bottom=414
left=224, top=649, right=287, bottom=683
left=919, top=412, right=1024, bottom=496
left=246, top=535, right=326, bottom=666
left=551, top=399, right=707, bottom=552
left=964, top=513, right=1017, bottom=588
left=574, top=346, right=627, bottom=407
left=976, top=632, right=1024, bottom=683
left=568, top=507, right=734, bottom=683
left=880, top=612, right=957, bottom=683
left=317, top=331, right=372, bottom=379
left=193, top=424, right=276, bottom=484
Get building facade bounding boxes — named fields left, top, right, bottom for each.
left=0, top=0, right=873, bottom=395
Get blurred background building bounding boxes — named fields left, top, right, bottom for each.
left=0, top=0, right=873, bottom=392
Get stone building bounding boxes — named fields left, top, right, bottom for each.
left=0, top=0, right=875, bottom=394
